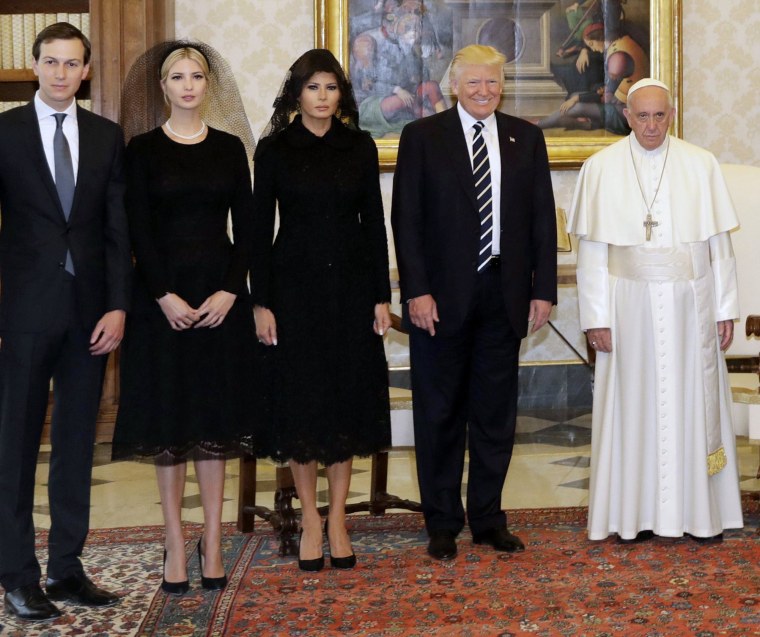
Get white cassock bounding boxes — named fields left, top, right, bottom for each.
left=568, top=134, right=744, bottom=540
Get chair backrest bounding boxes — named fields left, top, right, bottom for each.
left=722, top=163, right=760, bottom=356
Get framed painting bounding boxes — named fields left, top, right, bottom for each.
left=315, top=0, right=681, bottom=169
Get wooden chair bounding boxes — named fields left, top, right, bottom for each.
left=237, top=313, right=422, bottom=556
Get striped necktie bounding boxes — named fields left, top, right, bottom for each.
left=472, top=121, right=493, bottom=271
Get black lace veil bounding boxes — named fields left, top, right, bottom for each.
left=119, top=40, right=255, bottom=159
left=258, top=48, right=359, bottom=153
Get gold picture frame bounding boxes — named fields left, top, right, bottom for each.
left=315, top=0, right=681, bottom=170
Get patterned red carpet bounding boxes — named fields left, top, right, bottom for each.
left=3, top=501, right=758, bottom=636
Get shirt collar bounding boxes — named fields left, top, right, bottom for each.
left=628, top=131, right=669, bottom=157
left=34, top=91, right=78, bottom=123
left=457, top=102, right=497, bottom=135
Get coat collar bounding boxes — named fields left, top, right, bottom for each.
left=494, top=110, right=519, bottom=171
left=437, top=107, right=520, bottom=215
left=22, top=101, right=89, bottom=224
left=282, top=115, right=356, bottom=150
left=438, top=108, right=479, bottom=211
left=21, top=102, right=64, bottom=219
left=70, top=105, right=93, bottom=220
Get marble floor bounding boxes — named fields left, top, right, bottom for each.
left=30, top=408, right=760, bottom=531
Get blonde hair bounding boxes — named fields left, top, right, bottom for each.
left=159, top=46, right=210, bottom=82
left=449, top=45, right=506, bottom=84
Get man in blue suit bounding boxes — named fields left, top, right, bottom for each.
left=0, top=23, right=131, bottom=621
left=392, top=44, right=556, bottom=560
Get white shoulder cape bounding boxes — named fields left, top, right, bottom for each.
left=567, top=135, right=739, bottom=244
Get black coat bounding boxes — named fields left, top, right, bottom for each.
left=0, top=102, right=131, bottom=331
left=391, top=107, right=557, bottom=338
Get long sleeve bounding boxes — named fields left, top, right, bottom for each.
left=222, top=138, right=254, bottom=294
left=576, top=238, right=610, bottom=330
left=391, top=123, right=429, bottom=302
left=359, top=136, right=391, bottom=303
left=528, top=126, right=558, bottom=304
left=709, top=231, right=739, bottom=321
left=250, top=140, right=277, bottom=308
left=102, top=123, right=132, bottom=312
left=125, top=137, right=171, bottom=300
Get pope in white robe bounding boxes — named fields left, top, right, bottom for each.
left=567, top=79, right=744, bottom=541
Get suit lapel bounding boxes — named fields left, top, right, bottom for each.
left=496, top=112, right=519, bottom=234
left=70, top=106, right=93, bottom=220
left=496, top=112, right=518, bottom=192
left=440, top=109, right=479, bottom=213
left=21, top=102, right=65, bottom=219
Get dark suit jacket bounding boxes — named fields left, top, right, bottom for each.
left=391, top=108, right=557, bottom=338
left=0, top=102, right=131, bottom=332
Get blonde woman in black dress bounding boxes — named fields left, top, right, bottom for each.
left=252, top=49, right=391, bottom=571
left=113, top=41, right=256, bottom=594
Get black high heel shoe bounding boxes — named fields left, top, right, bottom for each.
left=161, top=549, right=189, bottom=595
left=197, top=538, right=228, bottom=591
left=325, top=519, right=356, bottom=569
left=298, top=529, right=325, bottom=572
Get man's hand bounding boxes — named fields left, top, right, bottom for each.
left=575, top=47, right=590, bottom=73
left=528, top=299, right=553, bottom=333
left=586, top=327, right=612, bottom=353
left=559, top=94, right=580, bottom=114
left=717, top=319, right=734, bottom=351
left=89, top=309, right=125, bottom=355
left=409, top=294, right=439, bottom=336
left=393, top=86, right=415, bottom=109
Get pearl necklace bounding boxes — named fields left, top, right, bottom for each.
left=165, top=119, right=206, bottom=140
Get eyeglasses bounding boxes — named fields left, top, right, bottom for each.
left=634, top=111, right=669, bottom=124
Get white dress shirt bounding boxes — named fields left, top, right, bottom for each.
left=34, top=92, right=80, bottom=183
left=457, top=102, right=501, bottom=256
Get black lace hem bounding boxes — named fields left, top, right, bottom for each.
left=111, top=437, right=256, bottom=464
left=268, top=435, right=392, bottom=467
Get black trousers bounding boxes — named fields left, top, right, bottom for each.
left=0, top=280, right=106, bottom=590
left=409, top=265, right=521, bottom=535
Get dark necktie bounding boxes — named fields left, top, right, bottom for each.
left=472, top=121, right=493, bottom=272
left=53, top=113, right=76, bottom=275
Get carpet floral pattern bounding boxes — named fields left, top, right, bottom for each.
left=1, top=502, right=758, bottom=636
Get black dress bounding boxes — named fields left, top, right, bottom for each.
left=112, top=127, right=256, bottom=460
left=251, top=116, right=391, bottom=465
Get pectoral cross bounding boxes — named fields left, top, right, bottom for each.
left=643, top=213, right=659, bottom=241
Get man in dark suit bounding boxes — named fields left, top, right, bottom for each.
left=391, top=44, right=556, bottom=560
left=0, top=23, right=131, bottom=621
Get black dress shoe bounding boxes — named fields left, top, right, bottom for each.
left=298, top=529, right=324, bottom=572
left=45, top=573, right=119, bottom=607
left=4, top=583, right=61, bottom=622
left=197, top=538, right=228, bottom=591
left=617, top=530, right=656, bottom=544
left=427, top=529, right=457, bottom=560
left=325, top=519, right=357, bottom=570
left=161, top=549, right=190, bottom=596
left=472, top=527, right=525, bottom=553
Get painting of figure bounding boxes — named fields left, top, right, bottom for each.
left=349, top=0, right=453, bottom=139
left=334, top=0, right=673, bottom=165
left=537, top=0, right=650, bottom=136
